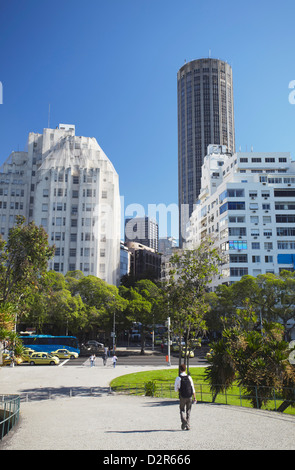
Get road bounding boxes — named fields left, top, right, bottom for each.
left=65, top=346, right=209, bottom=367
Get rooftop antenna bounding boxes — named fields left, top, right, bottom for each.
left=48, top=103, right=51, bottom=128
left=209, top=49, right=211, bottom=58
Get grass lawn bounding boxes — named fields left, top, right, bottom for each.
left=110, top=367, right=295, bottom=415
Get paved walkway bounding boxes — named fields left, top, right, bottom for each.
left=0, top=362, right=294, bottom=450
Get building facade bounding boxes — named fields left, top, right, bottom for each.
left=0, top=124, right=121, bottom=285
left=125, top=216, right=159, bottom=252
left=177, top=58, right=235, bottom=244
left=187, top=144, right=295, bottom=288
left=125, top=241, right=161, bottom=281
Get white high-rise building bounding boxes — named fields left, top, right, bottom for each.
left=187, top=144, right=295, bottom=288
left=0, top=124, right=121, bottom=285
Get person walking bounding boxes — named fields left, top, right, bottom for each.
left=174, top=363, right=196, bottom=430
left=90, top=354, right=95, bottom=367
left=112, top=354, right=118, bottom=368
left=102, top=352, right=107, bottom=366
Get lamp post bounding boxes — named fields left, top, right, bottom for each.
left=167, top=316, right=171, bottom=367
left=112, top=308, right=116, bottom=353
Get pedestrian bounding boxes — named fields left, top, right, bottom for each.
left=90, top=354, right=95, bottom=367
left=112, top=354, right=118, bottom=368
left=102, top=352, right=107, bottom=366
left=174, top=363, right=196, bottom=431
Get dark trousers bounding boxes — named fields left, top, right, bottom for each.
left=179, top=396, right=192, bottom=429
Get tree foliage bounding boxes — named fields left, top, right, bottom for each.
left=164, top=240, right=220, bottom=371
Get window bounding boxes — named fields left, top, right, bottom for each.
left=264, top=229, right=272, bottom=237
left=262, top=204, right=271, bottom=210
left=229, top=216, right=245, bottom=223
left=228, top=227, right=247, bottom=236
left=275, top=202, right=295, bottom=210
left=252, top=255, right=260, bottom=263
left=230, top=254, right=248, bottom=263
left=43, top=189, right=49, bottom=197
left=249, top=203, right=258, bottom=210
left=265, top=256, right=273, bottom=263
left=277, top=227, right=295, bottom=236
left=70, top=248, right=76, bottom=257
left=73, top=176, right=79, bottom=184
left=228, top=202, right=245, bottom=210
left=71, top=205, right=78, bottom=215
left=277, top=241, right=295, bottom=249
left=251, top=158, right=261, bottom=163
left=251, top=242, right=260, bottom=249
left=227, top=189, right=244, bottom=197
left=264, top=242, right=273, bottom=250
left=276, top=215, right=295, bottom=223
left=42, top=204, right=48, bottom=211
left=230, top=267, right=248, bottom=277
left=265, top=158, right=275, bottom=163
left=229, top=240, right=248, bottom=250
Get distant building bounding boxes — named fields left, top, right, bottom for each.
left=0, top=124, right=121, bottom=285
left=187, top=144, right=295, bottom=288
left=177, top=58, right=235, bottom=245
left=126, top=242, right=161, bottom=281
left=120, top=241, right=130, bottom=279
left=159, top=236, right=177, bottom=255
left=125, top=216, right=158, bottom=252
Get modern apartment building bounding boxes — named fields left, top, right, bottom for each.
left=0, top=124, right=121, bottom=285
left=177, top=58, right=235, bottom=244
left=125, top=216, right=159, bottom=252
left=187, top=144, right=295, bottom=288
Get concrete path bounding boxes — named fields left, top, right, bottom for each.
left=0, top=362, right=294, bottom=450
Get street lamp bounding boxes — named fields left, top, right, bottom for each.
left=167, top=316, right=171, bottom=367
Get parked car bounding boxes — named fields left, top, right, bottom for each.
left=21, top=348, right=35, bottom=362
left=85, top=341, right=104, bottom=349
left=2, top=353, right=23, bottom=366
left=181, top=348, right=195, bottom=358
left=50, top=349, right=78, bottom=359
left=29, top=352, right=60, bottom=366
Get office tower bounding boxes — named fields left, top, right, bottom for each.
left=125, top=216, right=159, bottom=252
left=187, top=144, right=295, bottom=288
left=177, top=58, right=235, bottom=244
left=0, top=124, right=121, bottom=285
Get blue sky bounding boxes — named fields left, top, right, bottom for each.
left=0, top=0, right=295, bottom=240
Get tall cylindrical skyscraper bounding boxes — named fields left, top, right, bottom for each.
left=177, top=58, right=235, bottom=244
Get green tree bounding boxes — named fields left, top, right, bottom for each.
left=164, top=240, right=220, bottom=372
left=206, top=318, right=295, bottom=410
left=0, top=216, right=54, bottom=306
